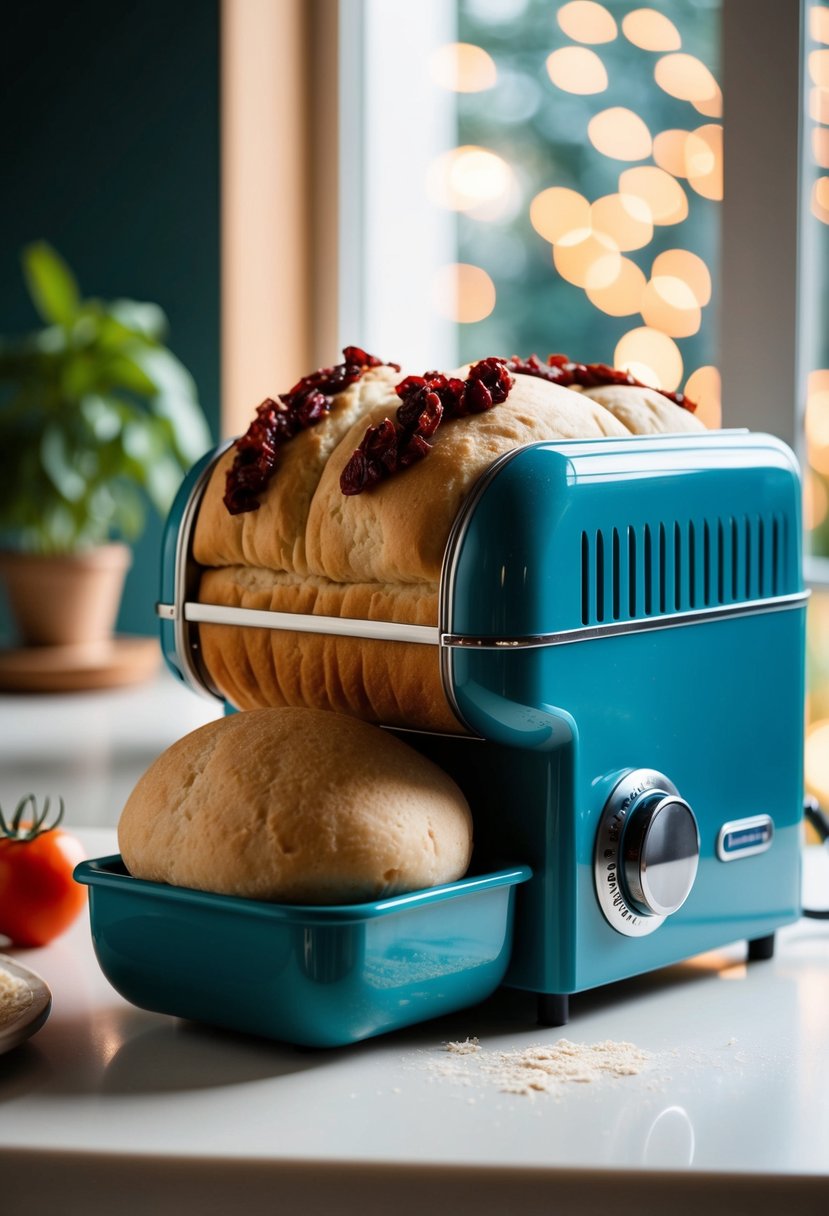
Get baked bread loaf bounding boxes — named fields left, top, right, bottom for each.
left=192, top=358, right=706, bottom=731
left=118, top=707, right=473, bottom=903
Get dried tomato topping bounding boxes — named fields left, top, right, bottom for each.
left=339, top=358, right=515, bottom=496
left=505, top=353, right=697, bottom=412
left=223, top=347, right=399, bottom=514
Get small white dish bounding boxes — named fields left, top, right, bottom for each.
left=0, top=953, right=51, bottom=1054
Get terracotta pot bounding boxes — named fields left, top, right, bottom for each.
left=0, top=544, right=132, bottom=648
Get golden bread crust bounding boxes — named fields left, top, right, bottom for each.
left=118, top=707, right=473, bottom=902
left=192, top=369, right=706, bottom=729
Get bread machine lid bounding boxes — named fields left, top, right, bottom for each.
left=158, top=431, right=808, bottom=702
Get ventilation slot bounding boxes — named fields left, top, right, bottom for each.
left=579, top=512, right=785, bottom=627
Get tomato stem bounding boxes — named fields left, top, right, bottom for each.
left=0, top=794, right=66, bottom=841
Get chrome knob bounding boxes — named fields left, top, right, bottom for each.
left=622, top=793, right=699, bottom=917
left=594, top=769, right=700, bottom=937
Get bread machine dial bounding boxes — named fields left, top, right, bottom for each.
left=594, top=769, right=700, bottom=937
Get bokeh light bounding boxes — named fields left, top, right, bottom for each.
left=590, top=192, right=653, bottom=250
left=640, top=275, right=701, bottom=337
left=686, top=124, right=723, bottom=200
left=546, top=46, right=609, bottom=94
left=426, top=145, right=515, bottom=218
left=586, top=256, right=646, bottom=316
left=614, top=326, right=683, bottom=391
left=811, top=176, right=829, bottom=224
left=809, top=48, right=829, bottom=86
left=810, top=86, right=829, bottom=123
left=805, top=719, right=829, bottom=805
left=652, top=249, right=712, bottom=306
left=430, top=42, right=498, bottom=93
left=684, top=365, right=721, bottom=428
left=694, top=83, right=723, bottom=119
left=806, top=370, right=829, bottom=475
left=653, top=128, right=691, bottom=177
left=813, top=127, right=829, bottom=169
left=530, top=186, right=591, bottom=243
left=557, top=1, right=617, bottom=44
left=812, top=4, right=829, bottom=44
left=618, top=165, right=689, bottom=224
left=621, top=8, right=682, bottom=53
left=432, top=263, right=496, bottom=323
left=553, top=227, right=621, bottom=289
left=588, top=107, right=652, bottom=160
left=654, top=53, right=721, bottom=116
left=804, top=470, right=829, bottom=530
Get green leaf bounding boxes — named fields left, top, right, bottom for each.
left=33, top=326, right=67, bottom=355
left=22, top=242, right=80, bottom=327
left=107, top=299, right=168, bottom=342
left=62, top=353, right=97, bottom=400
left=121, top=415, right=160, bottom=465
left=144, top=453, right=184, bottom=514
left=80, top=394, right=122, bottom=442
left=103, top=351, right=159, bottom=396
left=40, top=425, right=87, bottom=502
left=129, top=346, right=212, bottom=464
left=109, top=483, right=145, bottom=541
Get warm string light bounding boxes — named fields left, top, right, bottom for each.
left=429, top=42, right=498, bottom=93
left=811, top=176, right=829, bottom=224
left=588, top=107, right=653, bottom=159
left=546, top=46, right=608, bottom=94
left=557, top=1, right=617, bottom=44
left=811, top=4, right=829, bottom=45
left=426, top=145, right=515, bottom=219
left=426, top=7, right=721, bottom=404
left=806, top=370, right=829, bottom=474
left=654, top=53, right=722, bottom=117
left=683, top=365, right=721, bottom=429
left=432, top=263, right=496, bottom=324
left=621, top=9, right=681, bottom=53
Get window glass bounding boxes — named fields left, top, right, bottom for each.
left=804, top=2, right=829, bottom=811
left=443, top=0, right=721, bottom=431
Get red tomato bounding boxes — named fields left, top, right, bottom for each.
left=0, top=827, right=87, bottom=947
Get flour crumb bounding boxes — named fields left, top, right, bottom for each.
left=726, top=1037, right=738, bottom=1047
left=431, top=1037, right=649, bottom=1097
left=445, top=1037, right=481, bottom=1055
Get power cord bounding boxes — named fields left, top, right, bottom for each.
left=803, top=795, right=829, bottom=920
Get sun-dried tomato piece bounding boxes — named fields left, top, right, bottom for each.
left=506, top=354, right=696, bottom=411
left=339, top=358, right=514, bottom=495
left=224, top=348, right=397, bottom=514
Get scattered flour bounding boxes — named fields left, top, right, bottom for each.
left=445, top=1037, right=481, bottom=1055
left=0, top=966, right=33, bottom=1029
left=431, top=1037, right=650, bottom=1097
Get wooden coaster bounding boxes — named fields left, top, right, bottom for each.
left=0, top=636, right=160, bottom=693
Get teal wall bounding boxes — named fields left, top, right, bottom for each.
left=0, top=0, right=220, bottom=640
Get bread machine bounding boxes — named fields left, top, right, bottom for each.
left=155, top=428, right=807, bottom=1029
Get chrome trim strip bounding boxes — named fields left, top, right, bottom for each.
left=179, top=589, right=809, bottom=650
left=185, top=602, right=441, bottom=646
left=172, top=440, right=235, bottom=699
left=441, top=590, right=810, bottom=650
left=437, top=446, right=527, bottom=730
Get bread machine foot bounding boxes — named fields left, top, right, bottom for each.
left=537, top=993, right=569, bottom=1027
left=747, top=933, right=775, bottom=962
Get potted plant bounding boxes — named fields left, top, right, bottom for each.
left=0, top=242, right=211, bottom=650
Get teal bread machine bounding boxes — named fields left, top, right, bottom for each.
left=84, top=429, right=808, bottom=1043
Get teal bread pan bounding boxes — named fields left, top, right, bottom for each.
left=74, top=856, right=531, bottom=1048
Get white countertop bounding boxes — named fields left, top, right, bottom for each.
left=0, top=668, right=222, bottom=829
left=1, top=675, right=829, bottom=1213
